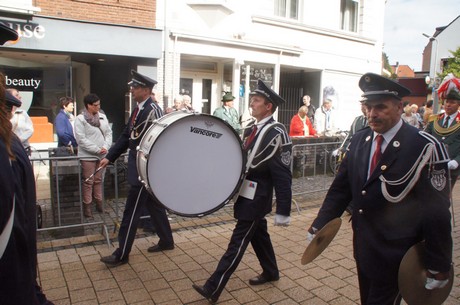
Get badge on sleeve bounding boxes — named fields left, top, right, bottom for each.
left=431, top=169, right=447, bottom=191
left=281, top=151, right=291, bottom=166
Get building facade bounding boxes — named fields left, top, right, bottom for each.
left=156, top=0, right=386, bottom=131
left=1, top=0, right=388, bottom=141
left=0, top=0, right=161, bottom=139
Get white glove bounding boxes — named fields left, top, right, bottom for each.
left=448, top=160, right=458, bottom=170
left=307, top=226, right=318, bottom=242
left=425, top=269, right=449, bottom=290
left=274, top=214, right=290, bottom=226
left=331, top=149, right=339, bottom=157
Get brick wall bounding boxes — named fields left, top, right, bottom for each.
left=35, top=0, right=156, bottom=28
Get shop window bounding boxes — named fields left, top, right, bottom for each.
left=274, top=0, right=299, bottom=20
left=340, top=0, right=358, bottom=32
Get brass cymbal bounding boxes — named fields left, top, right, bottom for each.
left=301, top=218, right=342, bottom=265
left=398, top=242, right=454, bottom=305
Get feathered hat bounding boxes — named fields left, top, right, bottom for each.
left=437, top=73, right=460, bottom=101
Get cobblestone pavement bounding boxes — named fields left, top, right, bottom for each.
left=36, top=184, right=460, bottom=305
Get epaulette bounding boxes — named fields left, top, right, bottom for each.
left=418, top=131, right=449, bottom=163
left=271, top=122, right=292, bottom=146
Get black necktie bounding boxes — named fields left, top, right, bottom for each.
left=443, top=116, right=450, bottom=128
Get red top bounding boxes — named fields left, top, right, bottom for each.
left=289, top=114, right=316, bottom=136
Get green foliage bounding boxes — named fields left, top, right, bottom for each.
left=438, top=46, right=460, bottom=79
left=382, top=52, right=397, bottom=79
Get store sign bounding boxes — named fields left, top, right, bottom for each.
left=5, top=75, right=41, bottom=89
left=0, top=19, right=45, bottom=40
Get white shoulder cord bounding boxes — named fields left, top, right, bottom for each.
left=245, top=122, right=284, bottom=172
left=130, top=110, right=158, bottom=140
left=249, top=136, right=281, bottom=169
left=380, top=143, right=434, bottom=203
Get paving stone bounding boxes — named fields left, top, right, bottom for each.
left=33, top=186, right=460, bottom=305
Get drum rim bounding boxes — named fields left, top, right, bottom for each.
left=138, top=112, right=246, bottom=217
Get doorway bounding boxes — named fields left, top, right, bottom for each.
left=180, top=74, right=217, bottom=114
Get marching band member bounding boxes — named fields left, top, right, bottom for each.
left=99, top=70, right=174, bottom=267
left=0, top=25, right=53, bottom=305
left=192, top=79, right=292, bottom=303
left=425, top=73, right=460, bottom=189
left=307, top=73, right=452, bottom=305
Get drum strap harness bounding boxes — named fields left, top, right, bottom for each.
left=245, top=123, right=282, bottom=172
left=233, top=121, right=287, bottom=200
left=130, top=108, right=160, bottom=140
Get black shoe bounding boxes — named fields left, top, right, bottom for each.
left=248, top=274, right=279, bottom=285
left=192, top=284, right=218, bottom=303
left=100, top=255, right=129, bottom=267
left=147, top=244, right=174, bottom=253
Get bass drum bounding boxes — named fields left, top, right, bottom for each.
left=137, top=111, right=245, bottom=217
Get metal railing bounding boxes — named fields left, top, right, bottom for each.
left=30, top=151, right=128, bottom=245
left=291, top=141, right=342, bottom=196
left=31, top=140, right=341, bottom=242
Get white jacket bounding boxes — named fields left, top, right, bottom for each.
left=10, top=109, right=34, bottom=148
left=74, top=112, right=112, bottom=159
left=314, top=106, right=339, bottom=136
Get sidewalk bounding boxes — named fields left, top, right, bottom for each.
left=37, top=191, right=460, bottom=305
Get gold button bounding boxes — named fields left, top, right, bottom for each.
left=381, top=165, right=387, bottom=171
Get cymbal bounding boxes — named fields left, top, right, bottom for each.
left=398, top=242, right=454, bottom=305
left=301, top=218, right=342, bottom=265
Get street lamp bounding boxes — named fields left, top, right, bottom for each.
left=423, top=33, right=440, bottom=113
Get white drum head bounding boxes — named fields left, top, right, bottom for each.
left=146, top=113, right=244, bottom=216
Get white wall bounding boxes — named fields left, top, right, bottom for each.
left=157, top=0, right=385, bottom=124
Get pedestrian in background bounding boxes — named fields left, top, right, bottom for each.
left=289, top=105, right=316, bottom=137
left=302, top=94, right=316, bottom=124
left=55, top=96, right=77, bottom=148
left=74, top=93, right=112, bottom=218
left=401, top=104, right=420, bottom=128
left=314, top=95, right=338, bottom=136
left=213, top=91, right=241, bottom=133
left=423, top=99, right=434, bottom=126
left=182, top=94, right=195, bottom=111
left=8, top=88, right=34, bottom=155
left=307, top=73, right=452, bottom=305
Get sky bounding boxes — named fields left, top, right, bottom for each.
left=383, top=0, right=459, bottom=71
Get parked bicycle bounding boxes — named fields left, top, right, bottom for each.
left=328, top=130, right=349, bottom=175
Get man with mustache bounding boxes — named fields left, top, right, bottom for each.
left=307, top=72, right=452, bottom=305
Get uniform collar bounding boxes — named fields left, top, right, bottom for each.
left=373, top=119, right=403, bottom=149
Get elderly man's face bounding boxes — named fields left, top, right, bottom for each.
left=365, top=97, right=402, bottom=134
left=323, top=101, right=332, bottom=110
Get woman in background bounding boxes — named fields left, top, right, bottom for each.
left=74, top=93, right=112, bottom=218
left=55, top=96, right=77, bottom=148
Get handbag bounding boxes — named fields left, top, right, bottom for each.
left=50, top=146, right=75, bottom=157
